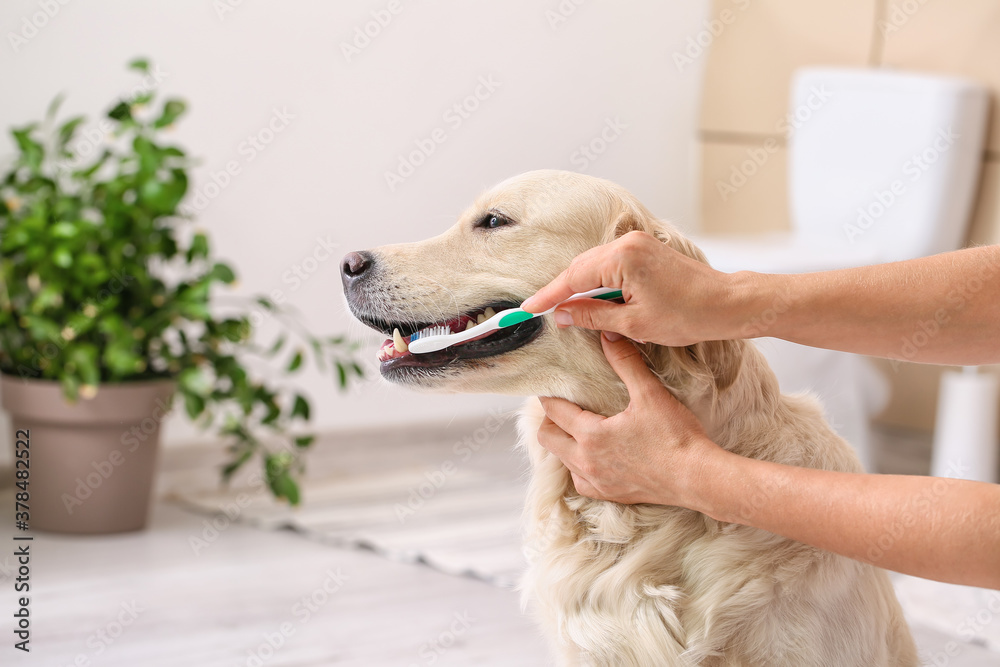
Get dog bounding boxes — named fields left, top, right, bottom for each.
left=342, top=170, right=918, bottom=666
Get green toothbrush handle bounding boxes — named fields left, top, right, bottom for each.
left=498, top=288, right=623, bottom=328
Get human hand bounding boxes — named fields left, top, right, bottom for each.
left=521, top=231, right=743, bottom=348
left=537, top=332, right=721, bottom=506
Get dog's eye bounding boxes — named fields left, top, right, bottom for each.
left=477, top=213, right=513, bottom=230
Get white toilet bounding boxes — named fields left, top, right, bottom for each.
left=695, top=67, right=990, bottom=469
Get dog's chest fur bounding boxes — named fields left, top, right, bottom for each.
left=515, top=397, right=918, bottom=667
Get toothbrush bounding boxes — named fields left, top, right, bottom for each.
left=407, top=287, right=623, bottom=354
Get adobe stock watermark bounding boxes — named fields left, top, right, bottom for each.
left=739, top=289, right=798, bottom=338
left=213, top=0, right=245, bottom=21
left=394, top=407, right=512, bottom=523
left=179, top=106, right=295, bottom=215
left=215, top=232, right=342, bottom=344
left=384, top=75, right=502, bottom=192
left=672, top=0, right=752, bottom=72
left=843, top=126, right=958, bottom=243
left=11, top=269, right=137, bottom=384
left=188, top=471, right=268, bottom=556
left=56, top=600, right=144, bottom=667
left=570, top=117, right=628, bottom=172
left=281, top=235, right=341, bottom=292
left=52, top=64, right=170, bottom=173
left=921, top=586, right=1000, bottom=666
left=545, top=0, right=588, bottom=31
left=60, top=396, right=172, bottom=516
left=7, top=0, right=72, bottom=53
left=864, top=464, right=964, bottom=563
left=406, top=611, right=475, bottom=667
left=340, top=0, right=410, bottom=63
left=877, top=0, right=931, bottom=37
left=716, top=83, right=833, bottom=203
left=888, top=244, right=1000, bottom=370
left=243, top=568, right=350, bottom=666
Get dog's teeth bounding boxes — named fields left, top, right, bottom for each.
left=476, top=313, right=487, bottom=324
left=483, top=307, right=496, bottom=320
left=465, top=320, right=475, bottom=331
left=384, top=342, right=394, bottom=356
left=393, top=328, right=408, bottom=353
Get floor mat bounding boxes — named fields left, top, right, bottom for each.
left=163, top=419, right=1000, bottom=661
left=164, top=415, right=530, bottom=588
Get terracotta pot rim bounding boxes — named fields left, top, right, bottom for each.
left=1, top=375, right=176, bottom=425
left=0, top=373, right=176, bottom=388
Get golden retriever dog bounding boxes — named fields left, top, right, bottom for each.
left=341, top=170, right=917, bottom=666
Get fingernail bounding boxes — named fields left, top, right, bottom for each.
left=603, top=331, right=622, bottom=342
left=553, top=310, right=573, bottom=326
left=521, top=296, right=537, bottom=312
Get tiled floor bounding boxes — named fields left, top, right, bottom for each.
left=1, top=420, right=997, bottom=666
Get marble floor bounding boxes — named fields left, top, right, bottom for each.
left=1, top=421, right=998, bottom=666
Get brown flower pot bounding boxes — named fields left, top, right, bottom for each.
left=1, top=375, right=175, bottom=534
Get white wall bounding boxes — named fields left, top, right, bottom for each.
left=0, top=0, right=710, bottom=447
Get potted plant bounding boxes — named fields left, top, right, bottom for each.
left=0, top=58, right=363, bottom=534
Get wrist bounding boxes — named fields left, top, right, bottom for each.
left=673, top=436, right=737, bottom=519
left=684, top=443, right=761, bottom=525
left=726, top=270, right=794, bottom=340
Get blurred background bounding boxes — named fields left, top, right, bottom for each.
left=2, top=1, right=999, bottom=665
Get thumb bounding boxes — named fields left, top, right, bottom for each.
left=600, top=332, right=662, bottom=400
left=555, top=299, right=627, bottom=333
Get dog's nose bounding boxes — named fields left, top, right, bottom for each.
left=341, top=251, right=373, bottom=283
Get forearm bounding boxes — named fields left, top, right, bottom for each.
left=730, top=246, right=1000, bottom=365
left=688, top=447, right=1000, bottom=588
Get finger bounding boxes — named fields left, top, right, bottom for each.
left=521, top=245, right=617, bottom=313
left=569, top=471, right=601, bottom=500
left=552, top=299, right=627, bottom=333
left=536, top=415, right=577, bottom=457
left=600, top=333, right=664, bottom=400
left=538, top=396, right=603, bottom=438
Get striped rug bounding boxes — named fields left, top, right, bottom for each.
left=165, top=415, right=530, bottom=588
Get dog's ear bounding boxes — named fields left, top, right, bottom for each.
left=602, top=205, right=714, bottom=268
left=604, top=206, right=744, bottom=395
left=601, top=204, right=671, bottom=246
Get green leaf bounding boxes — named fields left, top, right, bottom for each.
left=183, top=391, right=205, bottom=420
left=52, top=246, right=73, bottom=268
left=12, top=127, right=43, bottom=170
left=222, top=447, right=254, bottom=481
left=186, top=232, right=209, bottom=262
left=291, top=394, right=310, bottom=420
left=108, top=101, right=132, bottom=122
left=287, top=350, right=303, bottom=372
left=57, top=116, right=86, bottom=149
left=153, top=99, right=186, bottom=129
left=178, top=301, right=211, bottom=320
left=67, top=344, right=100, bottom=386
left=210, top=262, right=236, bottom=284
left=46, top=94, right=65, bottom=121
left=50, top=221, right=78, bottom=239
left=31, top=285, right=63, bottom=313
left=103, top=344, right=141, bottom=376
left=266, top=334, right=286, bottom=357
left=294, top=435, right=315, bottom=449
left=128, top=57, right=151, bottom=73
left=336, top=362, right=347, bottom=388
left=60, top=375, right=80, bottom=402
left=265, top=453, right=300, bottom=505
left=178, top=367, right=212, bottom=396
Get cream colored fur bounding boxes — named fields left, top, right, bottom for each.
left=348, top=170, right=918, bottom=666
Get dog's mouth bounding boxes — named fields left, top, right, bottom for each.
left=357, top=301, right=544, bottom=373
